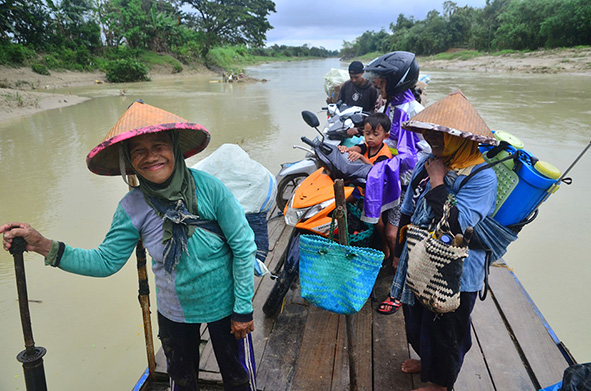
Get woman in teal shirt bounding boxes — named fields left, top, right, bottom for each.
left=1, top=101, right=257, bottom=391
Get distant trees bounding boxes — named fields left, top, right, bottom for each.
left=0, top=0, right=337, bottom=78
left=342, top=0, right=591, bottom=57
left=182, top=0, right=275, bottom=56
left=0, top=0, right=277, bottom=56
left=254, top=44, right=338, bottom=58
left=0, top=0, right=281, bottom=70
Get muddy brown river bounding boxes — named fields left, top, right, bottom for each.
left=1, top=58, right=590, bottom=390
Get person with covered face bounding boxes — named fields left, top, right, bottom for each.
left=1, top=101, right=257, bottom=391
left=389, top=91, right=498, bottom=391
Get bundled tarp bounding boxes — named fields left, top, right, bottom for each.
left=192, top=144, right=277, bottom=276
left=193, top=144, right=276, bottom=214
left=324, top=68, right=348, bottom=103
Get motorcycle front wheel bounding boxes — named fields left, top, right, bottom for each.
left=262, top=230, right=301, bottom=317
left=262, top=266, right=299, bottom=317
left=275, top=173, right=307, bottom=213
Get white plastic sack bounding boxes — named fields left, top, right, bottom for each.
left=192, top=144, right=277, bottom=213
left=324, top=68, right=348, bottom=96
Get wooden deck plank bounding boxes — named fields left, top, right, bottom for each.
left=354, top=301, right=375, bottom=391
left=330, top=315, right=349, bottom=391
left=470, top=290, right=536, bottom=391
left=330, top=300, right=374, bottom=391
left=454, top=327, right=494, bottom=391
left=252, top=224, right=294, bottom=367
left=489, top=265, right=569, bottom=389
left=256, top=302, right=309, bottom=391
left=290, top=305, right=340, bottom=391
left=372, top=270, right=413, bottom=391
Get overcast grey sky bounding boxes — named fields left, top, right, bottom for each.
left=265, top=0, right=488, bottom=51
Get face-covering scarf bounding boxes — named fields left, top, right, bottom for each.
left=440, top=132, right=484, bottom=170
left=124, top=131, right=199, bottom=274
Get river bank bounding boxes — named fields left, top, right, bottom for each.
left=0, top=64, right=218, bottom=122
left=2, top=47, right=590, bottom=123
left=418, top=46, right=591, bottom=74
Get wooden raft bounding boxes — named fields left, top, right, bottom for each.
left=145, top=205, right=572, bottom=391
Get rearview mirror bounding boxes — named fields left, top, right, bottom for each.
left=301, top=110, right=320, bottom=128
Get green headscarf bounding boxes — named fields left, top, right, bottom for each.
left=124, top=130, right=198, bottom=241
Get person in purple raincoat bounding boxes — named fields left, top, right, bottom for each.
left=362, top=51, right=430, bottom=314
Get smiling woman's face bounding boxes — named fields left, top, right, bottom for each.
left=128, top=132, right=175, bottom=184
left=422, top=129, right=445, bottom=157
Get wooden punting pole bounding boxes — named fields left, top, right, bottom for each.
left=333, top=179, right=359, bottom=391
left=11, top=236, right=48, bottom=391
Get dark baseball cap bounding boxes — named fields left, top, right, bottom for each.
left=348, top=61, right=364, bottom=74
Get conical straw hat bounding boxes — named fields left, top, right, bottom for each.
left=86, top=101, right=210, bottom=175
left=402, top=90, right=498, bottom=146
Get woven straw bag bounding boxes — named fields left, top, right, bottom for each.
left=406, top=200, right=469, bottom=313
left=299, top=219, right=383, bottom=315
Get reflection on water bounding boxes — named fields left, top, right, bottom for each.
left=1, top=59, right=590, bottom=390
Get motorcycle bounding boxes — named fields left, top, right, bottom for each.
left=263, top=110, right=374, bottom=316
left=274, top=102, right=367, bottom=212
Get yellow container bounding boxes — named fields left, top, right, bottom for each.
left=534, top=160, right=561, bottom=180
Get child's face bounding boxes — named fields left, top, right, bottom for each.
left=363, top=123, right=389, bottom=148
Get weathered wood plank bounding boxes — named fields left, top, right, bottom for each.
left=330, top=303, right=375, bottom=391
left=290, top=305, right=340, bottom=391
left=266, top=210, right=286, bottom=253
left=256, top=302, right=309, bottom=391
left=252, top=225, right=295, bottom=368
left=353, top=301, right=374, bottom=391
left=454, top=327, right=494, bottom=391
left=489, top=265, right=568, bottom=389
left=331, top=316, right=349, bottom=391
left=372, top=271, right=413, bottom=391
left=470, top=291, right=536, bottom=390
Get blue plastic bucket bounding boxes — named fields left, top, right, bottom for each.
left=492, top=149, right=559, bottom=226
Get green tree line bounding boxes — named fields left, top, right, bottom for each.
left=0, top=0, right=336, bottom=81
left=341, top=0, right=591, bottom=58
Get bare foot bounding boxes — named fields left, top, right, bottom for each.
left=401, top=358, right=421, bottom=374
left=412, top=383, right=447, bottom=391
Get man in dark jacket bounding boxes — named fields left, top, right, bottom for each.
left=337, top=60, right=379, bottom=113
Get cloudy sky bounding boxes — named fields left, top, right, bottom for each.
left=266, top=0, right=488, bottom=51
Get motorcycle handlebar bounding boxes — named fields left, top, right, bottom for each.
left=300, top=136, right=316, bottom=147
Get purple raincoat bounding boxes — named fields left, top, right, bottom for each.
left=362, top=90, right=424, bottom=223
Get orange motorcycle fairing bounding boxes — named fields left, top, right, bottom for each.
left=286, top=168, right=354, bottom=237
left=291, top=168, right=337, bottom=209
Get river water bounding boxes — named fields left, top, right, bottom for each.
left=0, top=58, right=589, bottom=390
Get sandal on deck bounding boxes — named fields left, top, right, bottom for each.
left=377, top=297, right=401, bottom=315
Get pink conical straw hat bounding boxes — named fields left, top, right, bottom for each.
left=86, top=100, right=210, bottom=175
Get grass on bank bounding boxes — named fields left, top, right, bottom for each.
left=0, top=42, right=332, bottom=84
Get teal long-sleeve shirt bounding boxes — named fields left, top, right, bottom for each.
left=45, top=169, right=257, bottom=323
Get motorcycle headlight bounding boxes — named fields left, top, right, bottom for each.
left=302, top=199, right=335, bottom=220
left=284, top=197, right=305, bottom=226
left=284, top=198, right=335, bottom=227
left=284, top=205, right=305, bottom=227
